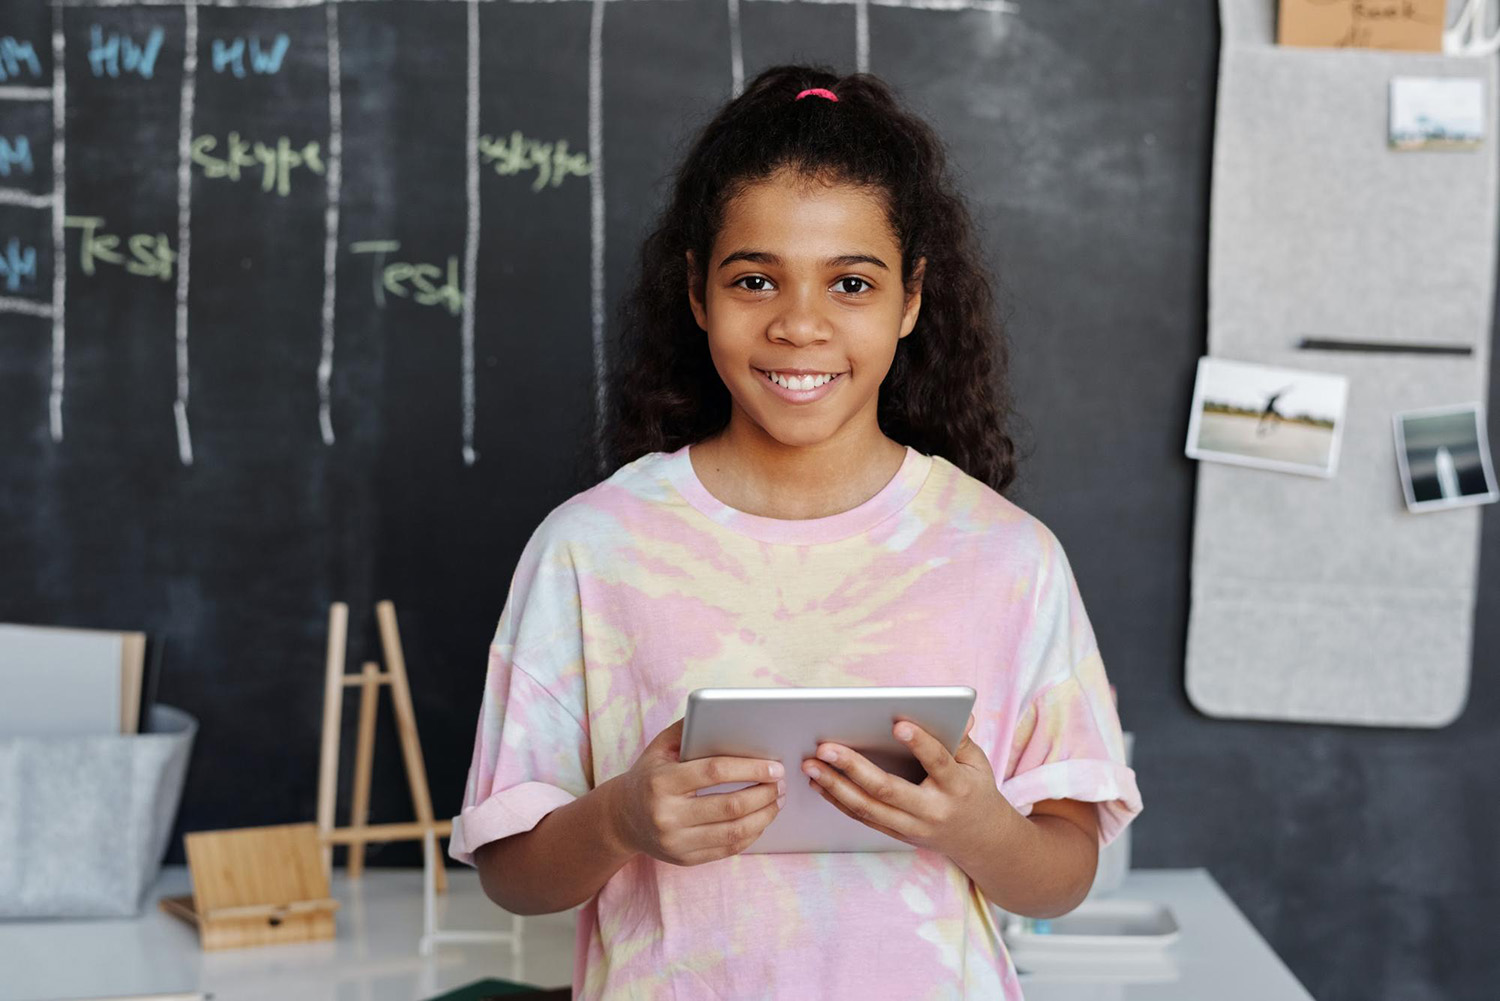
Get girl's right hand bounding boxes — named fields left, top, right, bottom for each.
left=607, top=717, right=786, bottom=866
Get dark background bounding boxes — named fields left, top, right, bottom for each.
left=1, top=4, right=1494, bottom=999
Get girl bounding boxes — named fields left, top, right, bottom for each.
left=449, top=65, right=1142, bottom=999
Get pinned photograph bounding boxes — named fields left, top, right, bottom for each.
left=1392, top=403, right=1499, bottom=513
left=1185, top=357, right=1348, bottom=478
left=1389, top=76, right=1485, bottom=151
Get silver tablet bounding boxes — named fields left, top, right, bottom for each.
left=679, top=685, right=976, bottom=853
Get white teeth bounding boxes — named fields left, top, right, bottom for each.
left=766, top=371, right=836, bottom=391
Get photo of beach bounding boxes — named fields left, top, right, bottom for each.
left=1185, top=357, right=1349, bottom=477
left=1389, top=76, right=1485, bottom=152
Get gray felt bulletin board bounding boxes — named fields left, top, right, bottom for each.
left=1186, top=0, right=1499, bottom=727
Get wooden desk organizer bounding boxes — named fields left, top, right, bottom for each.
left=159, top=822, right=339, bottom=950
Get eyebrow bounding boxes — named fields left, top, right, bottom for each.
left=716, top=249, right=890, bottom=271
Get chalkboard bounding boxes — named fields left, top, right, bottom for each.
left=1, top=4, right=1495, bottom=1000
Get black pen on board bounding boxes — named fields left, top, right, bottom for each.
left=1297, top=337, right=1473, bottom=356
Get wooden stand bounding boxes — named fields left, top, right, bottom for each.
left=159, top=823, right=339, bottom=950
left=316, top=600, right=449, bottom=892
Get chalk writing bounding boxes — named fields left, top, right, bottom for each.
left=0, top=37, right=43, bottom=83
left=351, top=240, right=462, bottom=316
left=478, top=131, right=591, bottom=191
left=65, top=215, right=175, bottom=281
left=0, top=237, right=38, bottom=292
left=88, top=25, right=165, bottom=80
left=0, top=136, right=34, bottom=177
left=192, top=133, right=325, bottom=197
left=211, top=34, right=290, bottom=78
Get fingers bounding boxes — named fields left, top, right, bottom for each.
left=807, top=743, right=921, bottom=813
left=892, top=719, right=958, bottom=784
left=808, top=775, right=908, bottom=844
left=802, top=755, right=912, bottom=838
left=677, top=792, right=784, bottom=864
left=673, top=754, right=784, bottom=795
left=681, top=777, right=784, bottom=827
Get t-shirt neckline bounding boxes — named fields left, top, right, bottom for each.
left=663, top=442, right=933, bottom=544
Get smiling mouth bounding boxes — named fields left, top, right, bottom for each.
left=754, top=368, right=847, bottom=391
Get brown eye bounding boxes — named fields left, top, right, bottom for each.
left=836, top=277, right=871, bottom=295
left=734, top=276, right=772, bottom=292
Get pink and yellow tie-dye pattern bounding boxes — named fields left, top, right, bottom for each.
left=450, top=443, right=1143, bottom=999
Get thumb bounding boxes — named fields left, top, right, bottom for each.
left=954, top=720, right=989, bottom=768
left=646, top=717, right=685, bottom=760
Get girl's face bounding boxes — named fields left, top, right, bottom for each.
left=687, top=167, right=924, bottom=451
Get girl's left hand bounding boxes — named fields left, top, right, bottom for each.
left=802, top=714, right=1020, bottom=862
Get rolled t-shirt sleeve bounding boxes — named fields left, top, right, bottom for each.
left=998, top=528, right=1143, bottom=850
left=448, top=510, right=593, bottom=868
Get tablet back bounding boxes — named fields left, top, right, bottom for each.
left=679, top=686, right=975, bottom=853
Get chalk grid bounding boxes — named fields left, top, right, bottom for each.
left=1, top=0, right=1017, bottom=464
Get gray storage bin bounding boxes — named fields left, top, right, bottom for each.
left=0, top=704, right=197, bottom=918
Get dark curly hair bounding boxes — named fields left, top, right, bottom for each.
left=599, top=64, right=1018, bottom=494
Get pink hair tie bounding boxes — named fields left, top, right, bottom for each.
left=795, top=88, right=839, bottom=102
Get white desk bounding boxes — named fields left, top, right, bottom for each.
left=0, top=866, right=1313, bottom=1001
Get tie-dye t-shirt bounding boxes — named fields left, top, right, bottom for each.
left=449, top=442, right=1143, bottom=999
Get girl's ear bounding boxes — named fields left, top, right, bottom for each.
left=686, top=250, right=708, bottom=332
left=899, top=256, right=927, bottom=339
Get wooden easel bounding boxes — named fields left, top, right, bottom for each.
left=316, top=600, right=449, bottom=892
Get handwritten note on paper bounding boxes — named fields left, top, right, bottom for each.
left=1278, top=0, right=1445, bottom=51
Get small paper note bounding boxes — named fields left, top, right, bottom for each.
left=1278, top=0, right=1445, bottom=51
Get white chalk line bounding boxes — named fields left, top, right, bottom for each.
left=50, top=15, right=66, bottom=443
left=0, top=87, right=52, bottom=101
left=461, top=0, right=479, bottom=466
left=855, top=0, right=868, bottom=71
left=318, top=2, right=342, bottom=446
left=0, top=188, right=53, bottom=209
left=174, top=2, right=198, bottom=466
left=728, top=0, right=744, bottom=96
left=590, top=0, right=606, bottom=472
left=0, top=295, right=55, bottom=318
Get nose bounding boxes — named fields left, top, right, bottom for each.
left=767, top=285, right=831, bottom=346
